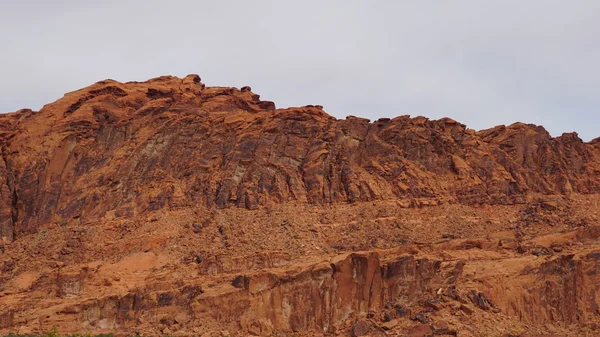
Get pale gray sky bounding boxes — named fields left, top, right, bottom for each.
left=1, top=1, right=599, bottom=140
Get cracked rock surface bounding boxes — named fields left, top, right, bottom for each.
left=0, top=75, right=600, bottom=336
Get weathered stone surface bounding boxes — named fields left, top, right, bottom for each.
left=0, top=75, right=599, bottom=337
left=0, top=75, right=599, bottom=239
left=351, top=319, right=371, bottom=337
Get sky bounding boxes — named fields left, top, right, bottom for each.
left=1, top=1, right=599, bottom=141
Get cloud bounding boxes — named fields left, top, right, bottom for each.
left=1, top=0, right=598, bottom=140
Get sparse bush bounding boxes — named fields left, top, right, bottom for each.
left=38, top=229, right=48, bottom=239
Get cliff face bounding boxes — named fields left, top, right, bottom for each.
left=1, top=75, right=600, bottom=337
left=3, top=223, right=600, bottom=337
left=0, top=74, right=599, bottom=240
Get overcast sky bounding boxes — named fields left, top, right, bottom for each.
left=1, top=1, right=599, bottom=140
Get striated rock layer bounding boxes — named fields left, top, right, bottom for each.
left=0, top=74, right=599, bottom=240
left=0, top=75, right=600, bottom=336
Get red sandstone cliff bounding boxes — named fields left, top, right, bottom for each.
left=0, top=75, right=599, bottom=336
left=1, top=74, right=599, bottom=241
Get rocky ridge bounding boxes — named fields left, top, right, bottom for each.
left=0, top=75, right=599, bottom=336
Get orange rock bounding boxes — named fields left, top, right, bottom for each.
left=1, top=75, right=599, bottom=240
left=0, top=75, right=599, bottom=337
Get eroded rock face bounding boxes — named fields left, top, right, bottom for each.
left=5, top=253, right=447, bottom=333
left=10, top=242, right=600, bottom=336
left=0, top=75, right=599, bottom=240
left=1, top=75, right=600, bottom=336
left=0, top=153, right=15, bottom=242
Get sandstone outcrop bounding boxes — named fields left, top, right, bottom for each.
left=0, top=75, right=599, bottom=336
left=1, top=75, right=599, bottom=241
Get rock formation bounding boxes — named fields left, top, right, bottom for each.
left=0, top=75, right=599, bottom=336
